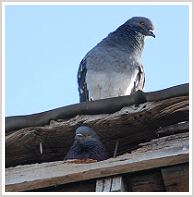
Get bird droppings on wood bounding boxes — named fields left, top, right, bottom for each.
left=63, top=159, right=97, bottom=164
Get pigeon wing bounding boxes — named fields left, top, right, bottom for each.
left=77, top=57, right=89, bottom=102
left=131, top=63, right=145, bottom=94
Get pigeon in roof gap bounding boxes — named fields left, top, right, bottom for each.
left=64, top=126, right=108, bottom=161
left=77, top=16, right=155, bottom=102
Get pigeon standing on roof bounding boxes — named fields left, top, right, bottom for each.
left=77, top=16, right=155, bottom=102
left=64, top=126, right=108, bottom=161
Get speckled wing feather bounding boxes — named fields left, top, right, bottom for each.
left=77, top=57, right=89, bottom=102
left=131, top=63, right=145, bottom=94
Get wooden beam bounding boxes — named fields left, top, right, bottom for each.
left=30, top=179, right=97, bottom=192
left=155, top=121, right=189, bottom=137
left=5, top=83, right=189, bottom=133
left=161, top=163, right=189, bottom=192
left=5, top=132, right=189, bottom=192
left=5, top=96, right=189, bottom=168
left=126, top=168, right=166, bottom=192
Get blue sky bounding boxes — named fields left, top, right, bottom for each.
left=5, top=3, right=190, bottom=117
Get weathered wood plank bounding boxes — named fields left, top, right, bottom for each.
left=155, top=121, right=189, bottom=137
left=96, top=175, right=127, bottom=192
left=96, top=177, right=112, bottom=192
left=126, top=169, right=166, bottom=192
left=161, top=163, right=189, bottom=192
left=5, top=132, right=189, bottom=192
left=5, top=96, right=189, bottom=168
left=132, top=132, right=189, bottom=154
left=111, top=176, right=127, bottom=192
left=29, top=179, right=96, bottom=192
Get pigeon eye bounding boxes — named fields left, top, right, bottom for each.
left=87, top=133, right=91, bottom=137
left=141, top=22, right=145, bottom=26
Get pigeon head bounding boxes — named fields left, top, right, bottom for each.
left=125, top=16, right=156, bottom=39
left=102, top=16, right=155, bottom=56
left=74, top=126, right=99, bottom=143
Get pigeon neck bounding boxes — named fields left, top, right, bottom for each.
left=105, top=25, right=145, bottom=58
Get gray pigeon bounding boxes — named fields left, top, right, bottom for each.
left=64, top=126, right=108, bottom=161
left=77, top=16, right=155, bottom=102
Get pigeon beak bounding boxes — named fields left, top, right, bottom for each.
left=75, top=133, right=83, bottom=140
left=147, top=30, right=156, bottom=38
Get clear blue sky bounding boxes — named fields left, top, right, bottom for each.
left=5, top=4, right=189, bottom=117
